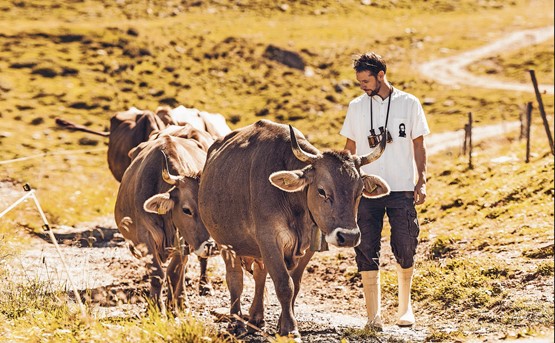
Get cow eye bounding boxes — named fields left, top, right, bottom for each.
left=182, top=208, right=193, bottom=216
left=317, top=187, right=326, bottom=198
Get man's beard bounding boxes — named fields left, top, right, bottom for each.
left=368, top=80, right=382, bottom=97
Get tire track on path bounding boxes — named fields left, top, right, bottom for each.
left=419, top=26, right=554, bottom=95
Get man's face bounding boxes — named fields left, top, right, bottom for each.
left=356, top=70, right=382, bottom=96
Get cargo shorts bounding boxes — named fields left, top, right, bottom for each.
left=354, top=191, right=420, bottom=271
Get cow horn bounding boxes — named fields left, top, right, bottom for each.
left=359, top=132, right=387, bottom=166
left=161, top=150, right=181, bottom=185
left=162, top=168, right=181, bottom=185
left=289, top=125, right=319, bottom=164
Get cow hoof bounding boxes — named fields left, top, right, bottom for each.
left=184, top=276, right=193, bottom=287
left=167, top=298, right=188, bottom=313
left=199, top=283, right=214, bottom=296
left=228, top=321, right=247, bottom=338
left=247, top=319, right=265, bottom=334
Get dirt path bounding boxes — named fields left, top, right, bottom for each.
left=419, top=26, right=554, bottom=95
left=426, top=120, right=520, bottom=155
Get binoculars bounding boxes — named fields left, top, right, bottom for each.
left=367, top=126, right=392, bottom=148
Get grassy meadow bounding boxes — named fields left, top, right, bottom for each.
left=469, top=40, right=554, bottom=84
left=0, top=0, right=553, bottom=342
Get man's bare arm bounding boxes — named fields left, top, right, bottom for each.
left=413, top=135, right=427, bottom=205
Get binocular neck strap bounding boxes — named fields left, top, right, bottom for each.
left=370, top=86, right=393, bottom=132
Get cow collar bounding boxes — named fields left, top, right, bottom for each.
left=307, top=204, right=329, bottom=252
left=304, top=187, right=318, bottom=227
left=307, top=206, right=318, bottom=227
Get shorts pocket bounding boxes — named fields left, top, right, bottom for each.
left=407, top=207, right=420, bottom=238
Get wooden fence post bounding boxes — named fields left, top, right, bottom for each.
left=462, top=123, right=469, bottom=155
left=525, top=101, right=533, bottom=163
left=519, top=104, right=527, bottom=140
left=529, top=70, right=554, bottom=155
left=468, top=112, right=473, bottom=170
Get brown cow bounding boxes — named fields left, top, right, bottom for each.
left=55, top=106, right=230, bottom=181
left=198, top=120, right=390, bottom=340
left=56, top=109, right=219, bottom=296
left=55, top=107, right=172, bottom=182
left=115, top=134, right=217, bottom=309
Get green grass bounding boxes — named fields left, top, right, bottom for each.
left=0, top=292, right=236, bottom=343
left=413, top=125, right=554, bottom=340
left=421, top=126, right=554, bottom=255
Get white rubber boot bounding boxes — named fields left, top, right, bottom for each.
left=396, top=264, right=415, bottom=327
left=361, top=270, right=383, bottom=331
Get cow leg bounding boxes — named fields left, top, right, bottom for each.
left=222, top=251, right=247, bottom=337
left=289, top=250, right=314, bottom=311
left=148, top=253, right=166, bottom=310
left=260, top=245, right=300, bottom=341
left=198, top=256, right=214, bottom=296
left=166, top=252, right=189, bottom=310
left=248, top=260, right=267, bottom=333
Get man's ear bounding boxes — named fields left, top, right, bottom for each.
left=269, top=170, right=308, bottom=192
left=362, top=174, right=390, bottom=198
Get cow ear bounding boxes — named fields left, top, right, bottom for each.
left=129, top=141, right=149, bottom=160
left=144, top=192, right=174, bottom=215
left=128, top=146, right=140, bottom=160
left=362, top=174, right=390, bottom=198
left=269, top=170, right=308, bottom=192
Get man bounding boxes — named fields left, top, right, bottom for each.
left=340, top=52, right=429, bottom=330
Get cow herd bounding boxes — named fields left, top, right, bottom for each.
left=57, top=107, right=390, bottom=342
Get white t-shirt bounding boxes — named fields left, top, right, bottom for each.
left=340, top=87, right=430, bottom=191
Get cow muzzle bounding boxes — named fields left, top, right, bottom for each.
left=194, top=240, right=219, bottom=258
left=326, top=228, right=361, bottom=248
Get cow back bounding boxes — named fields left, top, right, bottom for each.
left=199, top=120, right=318, bottom=256
left=107, top=109, right=167, bottom=182
left=198, top=111, right=232, bottom=138
left=150, top=124, right=214, bottom=152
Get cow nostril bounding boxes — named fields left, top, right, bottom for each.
left=336, top=232, right=346, bottom=245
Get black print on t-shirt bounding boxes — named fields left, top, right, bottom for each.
left=399, top=123, right=406, bottom=137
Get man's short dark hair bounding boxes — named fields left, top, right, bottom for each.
left=353, top=52, right=387, bottom=75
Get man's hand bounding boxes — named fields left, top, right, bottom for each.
left=412, top=136, right=427, bottom=205
left=414, top=181, right=426, bottom=205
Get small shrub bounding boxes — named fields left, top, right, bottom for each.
left=523, top=244, right=554, bottom=259
left=534, top=260, right=554, bottom=277
left=0, top=279, right=68, bottom=320
left=428, top=236, right=457, bottom=259
left=481, top=265, right=509, bottom=278
left=413, top=258, right=510, bottom=312
left=426, top=328, right=464, bottom=342
left=342, top=326, right=382, bottom=342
